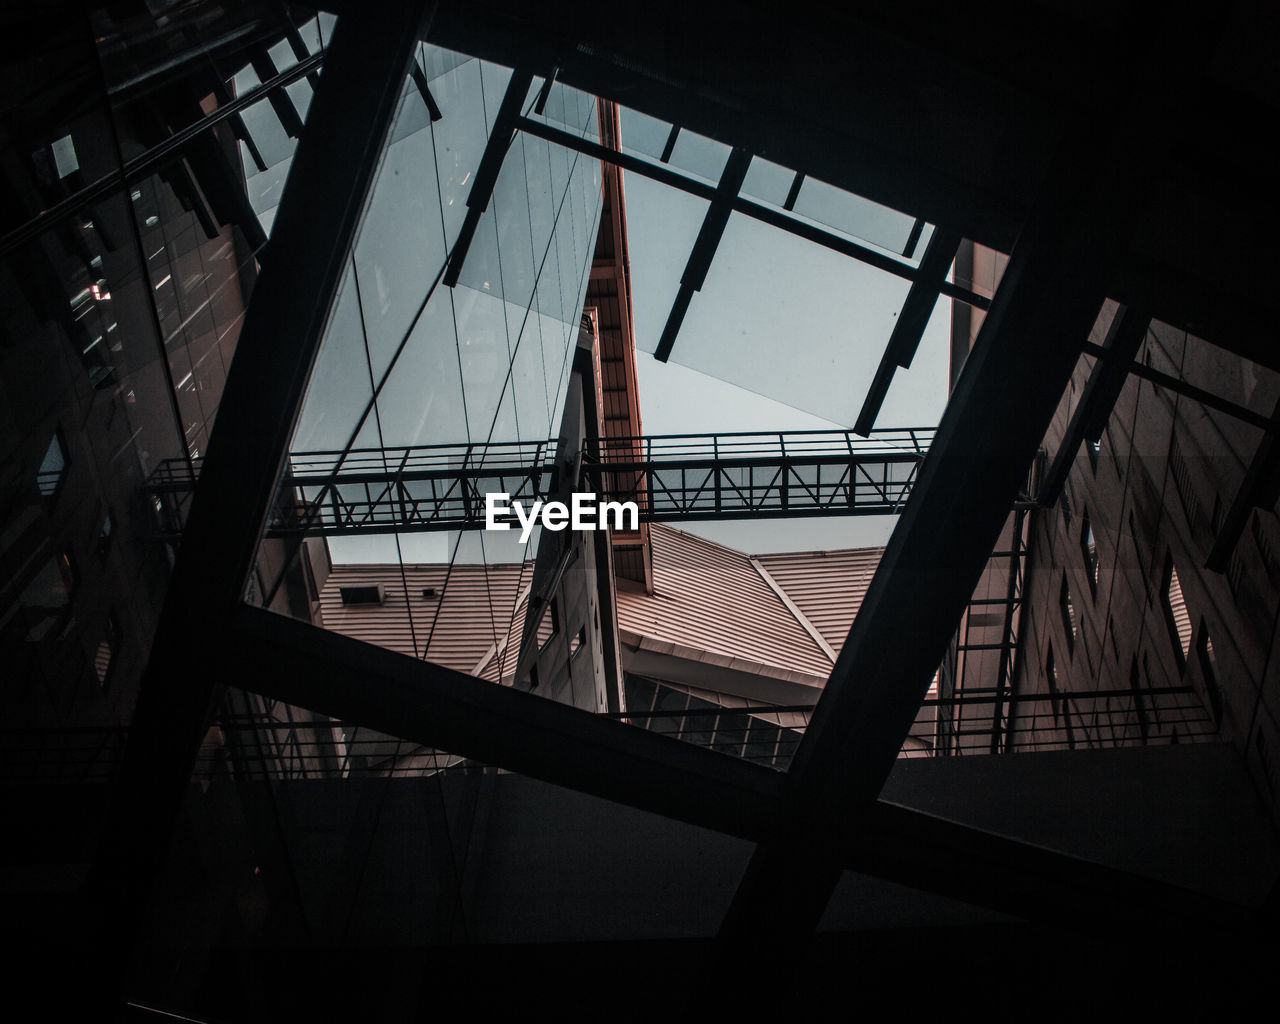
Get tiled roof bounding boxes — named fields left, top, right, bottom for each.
left=317, top=562, right=538, bottom=682
left=317, top=526, right=884, bottom=689
left=616, top=524, right=856, bottom=684
left=755, top=545, right=882, bottom=655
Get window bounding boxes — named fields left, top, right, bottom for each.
left=37, top=431, right=68, bottom=498
left=1168, top=434, right=1202, bottom=534
left=50, top=133, right=79, bottom=179
left=1080, top=513, right=1098, bottom=595
left=1195, top=619, right=1223, bottom=724
left=94, top=614, right=120, bottom=690
left=569, top=625, right=586, bottom=659
left=339, top=584, right=385, bottom=605
left=538, top=598, right=560, bottom=653
left=1059, top=575, right=1076, bottom=653
left=1162, top=554, right=1191, bottom=665
left=1108, top=614, right=1121, bottom=663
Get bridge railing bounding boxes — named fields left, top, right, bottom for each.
left=147, top=428, right=937, bottom=535
left=590, top=427, right=934, bottom=463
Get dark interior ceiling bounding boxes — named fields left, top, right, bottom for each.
left=412, top=0, right=1280, bottom=367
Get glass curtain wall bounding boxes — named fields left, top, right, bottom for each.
left=256, top=50, right=603, bottom=684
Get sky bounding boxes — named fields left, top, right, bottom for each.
left=620, top=169, right=952, bottom=553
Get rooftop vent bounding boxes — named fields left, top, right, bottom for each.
left=339, top=584, right=385, bottom=606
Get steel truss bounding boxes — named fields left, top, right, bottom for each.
left=146, top=428, right=934, bottom=535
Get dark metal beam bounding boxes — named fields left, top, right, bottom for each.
left=424, top=0, right=1040, bottom=252
left=1039, top=303, right=1150, bottom=505
left=442, top=67, right=534, bottom=288
left=231, top=603, right=786, bottom=841
left=513, top=115, right=993, bottom=312
left=90, top=0, right=432, bottom=988
left=357, top=0, right=1280, bottom=364
left=227, top=604, right=1248, bottom=937
left=249, top=47, right=307, bottom=139
left=516, top=114, right=714, bottom=201
left=718, top=116, right=1141, bottom=943
left=902, top=217, right=925, bottom=260
left=659, top=123, right=680, bottom=163
left=532, top=65, right=556, bottom=114
left=782, top=170, right=804, bottom=211
left=653, top=147, right=752, bottom=361
left=1079, top=340, right=1274, bottom=432
left=712, top=0, right=1241, bottom=954
left=853, top=224, right=963, bottom=436
left=411, top=58, right=445, bottom=122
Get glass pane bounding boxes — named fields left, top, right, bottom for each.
left=292, top=263, right=373, bottom=452
left=237, top=94, right=295, bottom=169
left=255, top=53, right=601, bottom=704
left=524, top=79, right=599, bottom=142
left=369, top=289, right=465, bottom=448
left=624, top=173, right=711, bottom=355
left=741, top=157, right=796, bottom=208
left=479, top=61, right=514, bottom=134
left=420, top=44, right=473, bottom=85
left=353, top=96, right=448, bottom=377
left=666, top=212, right=911, bottom=426
left=37, top=434, right=67, bottom=495
left=617, top=105, right=673, bottom=163
left=453, top=284, right=515, bottom=442
left=0, top=19, right=119, bottom=231
left=879, top=293, right=953, bottom=427
left=792, top=176, right=917, bottom=255
left=431, top=58, right=493, bottom=250
left=505, top=301, right=552, bottom=442
left=668, top=128, right=730, bottom=184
